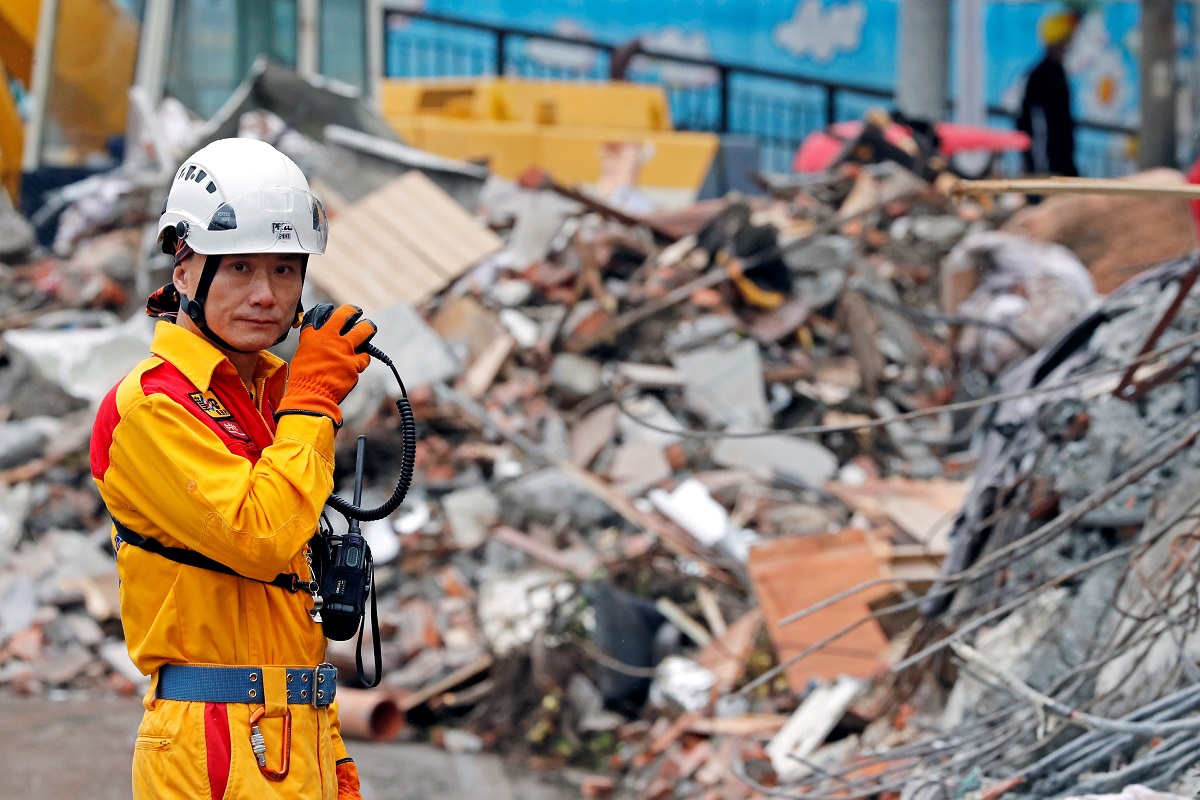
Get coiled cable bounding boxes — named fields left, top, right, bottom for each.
left=325, top=344, right=415, bottom=521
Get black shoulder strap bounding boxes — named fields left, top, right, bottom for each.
left=110, top=515, right=310, bottom=593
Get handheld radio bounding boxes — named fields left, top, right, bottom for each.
left=309, top=339, right=416, bottom=688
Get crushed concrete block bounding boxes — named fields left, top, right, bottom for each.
left=487, top=279, right=534, bottom=308
left=550, top=353, right=604, bottom=396
left=343, top=300, right=460, bottom=425
left=712, top=435, right=838, bottom=487
left=0, top=482, right=32, bottom=570
left=0, top=347, right=89, bottom=420
left=912, top=215, right=968, bottom=248
left=499, top=468, right=613, bottom=530
left=673, top=340, right=769, bottom=428
left=4, top=313, right=154, bottom=403
left=780, top=235, right=854, bottom=275
left=608, top=442, right=672, bottom=497
left=477, top=568, right=574, bottom=655
left=569, top=403, right=619, bottom=468
left=665, top=315, right=739, bottom=352
left=41, top=645, right=94, bottom=686
left=616, top=395, right=683, bottom=448
left=939, top=588, right=1071, bottom=727
left=441, top=486, right=500, bottom=550
left=67, top=228, right=141, bottom=281
left=0, top=190, right=34, bottom=262
left=56, top=612, right=105, bottom=648
left=503, top=190, right=579, bottom=269
left=499, top=308, right=541, bottom=348
left=0, top=574, right=38, bottom=642
left=0, top=417, right=57, bottom=470
left=100, top=640, right=149, bottom=685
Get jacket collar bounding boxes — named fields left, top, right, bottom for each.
left=149, top=321, right=286, bottom=393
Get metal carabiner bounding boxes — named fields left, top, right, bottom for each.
left=248, top=705, right=292, bottom=781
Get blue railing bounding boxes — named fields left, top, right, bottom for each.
left=383, top=10, right=1136, bottom=178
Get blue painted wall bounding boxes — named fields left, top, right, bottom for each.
left=388, top=1, right=1197, bottom=175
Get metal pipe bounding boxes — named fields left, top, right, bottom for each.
left=334, top=686, right=404, bottom=741
left=21, top=0, right=60, bottom=172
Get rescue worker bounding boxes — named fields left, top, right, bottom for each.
left=1016, top=11, right=1080, bottom=177
left=90, top=137, right=374, bottom=800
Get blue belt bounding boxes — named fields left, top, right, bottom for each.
left=157, top=664, right=337, bottom=707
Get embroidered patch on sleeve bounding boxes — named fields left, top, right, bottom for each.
left=188, top=391, right=233, bottom=420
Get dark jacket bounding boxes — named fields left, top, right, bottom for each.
left=1017, top=54, right=1078, bottom=177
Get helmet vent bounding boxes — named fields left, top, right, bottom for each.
left=205, top=182, right=216, bottom=194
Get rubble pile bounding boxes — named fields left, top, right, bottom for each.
left=4, top=101, right=1200, bottom=799
left=781, top=254, right=1200, bottom=800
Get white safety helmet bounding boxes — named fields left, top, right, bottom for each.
left=158, top=138, right=328, bottom=256
left=155, top=138, right=326, bottom=352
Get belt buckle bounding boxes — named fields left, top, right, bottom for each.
left=313, top=662, right=335, bottom=707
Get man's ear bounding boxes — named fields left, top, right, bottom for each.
left=172, top=263, right=190, bottom=295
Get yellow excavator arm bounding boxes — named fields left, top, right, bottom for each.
left=0, top=0, right=138, bottom=202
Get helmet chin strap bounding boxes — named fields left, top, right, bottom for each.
left=179, top=253, right=306, bottom=354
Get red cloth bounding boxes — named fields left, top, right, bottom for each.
left=204, top=703, right=232, bottom=800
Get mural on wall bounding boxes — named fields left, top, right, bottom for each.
left=631, top=28, right=719, bottom=88
left=773, top=0, right=869, bottom=63
left=405, top=0, right=895, bottom=88
left=995, top=5, right=1137, bottom=128
left=523, top=19, right=598, bottom=74
left=385, top=0, right=1198, bottom=174
left=1065, top=12, right=1133, bottom=125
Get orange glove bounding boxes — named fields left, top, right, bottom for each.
left=336, top=759, right=362, bottom=800
left=276, top=304, right=376, bottom=427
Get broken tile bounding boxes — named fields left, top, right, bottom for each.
left=673, top=340, right=770, bottom=428
left=440, top=486, right=500, bottom=550
left=608, top=442, right=672, bottom=496
left=711, top=435, right=838, bottom=488
left=747, top=530, right=891, bottom=692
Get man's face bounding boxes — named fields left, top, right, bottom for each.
left=174, top=252, right=304, bottom=352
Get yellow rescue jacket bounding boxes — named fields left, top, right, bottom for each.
left=91, top=321, right=351, bottom=800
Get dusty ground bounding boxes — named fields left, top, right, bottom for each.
left=0, top=693, right=574, bottom=799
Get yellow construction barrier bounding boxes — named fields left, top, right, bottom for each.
left=381, top=78, right=719, bottom=200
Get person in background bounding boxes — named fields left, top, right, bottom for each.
left=1017, top=11, right=1081, bottom=178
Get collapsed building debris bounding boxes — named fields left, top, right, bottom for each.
left=5, top=103, right=1200, bottom=800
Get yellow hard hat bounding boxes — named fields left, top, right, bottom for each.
left=1040, top=12, right=1077, bottom=47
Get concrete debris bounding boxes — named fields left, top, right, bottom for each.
left=943, top=230, right=1097, bottom=376
left=0, top=189, right=35, bottom=263
left=8, top=105, right=1200, bottom=800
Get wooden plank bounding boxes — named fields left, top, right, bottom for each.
left=747, top=530, right=890, bottom=693
left=395, top=654, right=494, bottom=712
left=686, top=714, right=791, bottom=738
left=955, top=176, right=1200, bottom=199
left=309, top=170, right=502, bottom=313
left=694, top=608, right=761, bottom=694
left=765, top=676, right=862, bottom=783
